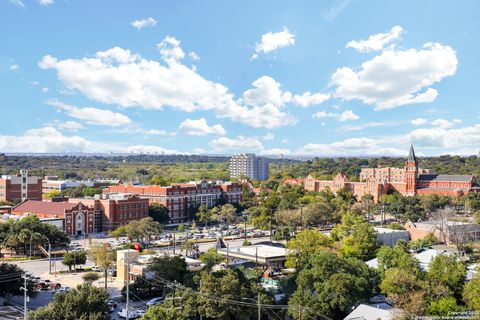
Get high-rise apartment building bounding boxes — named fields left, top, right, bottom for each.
left=229, top=153, right=269, bottom=180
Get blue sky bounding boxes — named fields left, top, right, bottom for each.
left=1, top=0, right=479, bottom=156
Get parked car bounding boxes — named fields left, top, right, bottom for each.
left=36, top=282, right=48, bottom=290
left=146, top=296, right=164, bottom=306
left=117, top=308, right=141, bottom=319
left=107, top=300, right=117, bottom=312
left=50, top=282, right=61, bottom=290
left=107, top=269, right=117, bottom=277
left=57, top=286, right=70, bottom=293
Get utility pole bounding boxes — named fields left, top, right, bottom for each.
left=20, top=274, right=28, bottom=320
left=46, top=238, right=51, bottom=274
left=257, top=292, right=261, bottom=320
left=173, top=233, right=176, bottom=255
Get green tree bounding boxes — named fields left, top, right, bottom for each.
left=376, top=244, right=422, bottom=278
left=289, top=251, right=379, bottom=319
left=199, top=248, right=224, bottom=270
left=141, top=305, right=184, bottom=320
left=0, top=263, right=37, bottom=300
left=285, top=229, right=333, bottom=269
left=427, top=297, right=464, bottom=316
left=332, top=213, right=379, bottom=260
left=380, top=267, right=426, bottom=316
left=149, top=203, right=170, bottom=224
left=426, top=254, right=466, bottom=301
left=63, top=251, right=87, bottom=272
left=88, top=243, right=116, bottom=289
left=463, top=273, right=480, bottom=311
left=108, top=225, right=126, bottom=240
left=29, top=283, right=109, bottom=320
left=148, top=255, right=188, bottom=283
left=196, top=204, right=211, bottom=226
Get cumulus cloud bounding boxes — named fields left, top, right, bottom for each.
left=297, top=137, right=405, bottom=156
left=408, top=124, right=480, bottom=151
left=346, top=26, right=403, bottom=53
left=39, top=43, right=299, bottom=129
left=431, top=118, right=462, bottom=129
left=10, top=64, right=19, bottom=71
left=293, top=92, right=330, bottom=107
left=54, top=120, right=85, bottom=132
left=47, top=99, right=132, bottom=127
left=252, top=27, right=295, bottom=59
left=178, top=118, right=226, bottom=136
left=188, top=52, right=200, bottom=61
left=340, top=121, right=391, bottom=132
left=331, top=42, right=457, bottom=110
left=261, top=148, right=291, bottom=155
left=0, top=127, right=181, bottom=154
left=209, top=136, right=264, bottom=152
left=157, top=36, right=185, bottom=63
left=131, top=17, right=157, bottom=30
left=411, top=118, right=428, bottom=126
left=313, top=109, right=359, bottom=122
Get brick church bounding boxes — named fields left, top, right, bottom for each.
left=305, top=145, right=476, bottom=202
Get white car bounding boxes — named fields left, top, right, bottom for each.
left=146, top=296, right=164, bottom=306
left=117, top=308, right=141, bottom=319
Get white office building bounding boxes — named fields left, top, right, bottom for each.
left=229, top=153, right=269, bottom=180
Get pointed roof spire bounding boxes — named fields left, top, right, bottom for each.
left=408, top=145, right=417, bottom=163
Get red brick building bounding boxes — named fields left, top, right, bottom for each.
left=11, top=193, right=149, bottom=236
left=305, top=146, right=476, bottom=201
left=104, top=180, right=243, bottom=224
left=0, top=170, right=42, bottom=203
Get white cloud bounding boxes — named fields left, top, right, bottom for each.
left=411, top=118, right=428, bottom=126
left=55, top=120, right=85, bottom=132
left=252, top=27, right=295, bottom=59
left=313, top=109, right=359, bottom=122
left=293, top=92, right=330, bottom=107
left=39, top=44, right=297, bottom=129
left=131, top=17, right=157, bottom=30
left=0, top=127, right=97, bottom=153
left=297, top=137, right=405, bottom=156
left=178, top=118, right=226, bottom=136
left=47, top=99, right=132, bottom=127
left=209, top=136, right=264, bottom=152
left=126, top=145, right=178, bottom=154
left=339, top=110, right=360, bottom=122
left=346, top=26, right=403, bottom=53
left=10, top=64, right=19, bottom=71
left=341, top=121, right=390, bottom=132
left=38, top=0, right=54, bottom=6
left=142, top=129, right=167, bottom=136
left=262, top=133, right=274, bottom=141
left=331, top=42, right=457, bottom=110
left=408, top=124, right=480, bottom=151
left=42, top=87, right=49, bottom=93
left=192, top=148, right=205, bottom=154
left=261, top=148, right=290, bottom=155
left=242, top=76, right=292, bottom=107
left=431, top=118, right=457, bottom=129
left=157, top=36, right=185, bottom=63
left=188, top=52, right=200, bottom=61
left=0, top=127, right=181, bottom=154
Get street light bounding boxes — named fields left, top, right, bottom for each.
left=242, top=213, right=248, bottom=243
left=20, top=274, right=28, bottom=320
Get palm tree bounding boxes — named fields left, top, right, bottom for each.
left=18, top=229, right=31, bottom=256
left=30, top=232, right=43, bottom=257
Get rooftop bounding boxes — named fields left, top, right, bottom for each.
left=344, top=303, right=398, bottom=320
left=218, top=244, right=287, bottom=259
left=418, top=174, right=474, bottom=182
left=12, top=200, right=77, bottom=216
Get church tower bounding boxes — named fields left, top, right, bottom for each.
left=405, top=145, right=418, bottom=196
